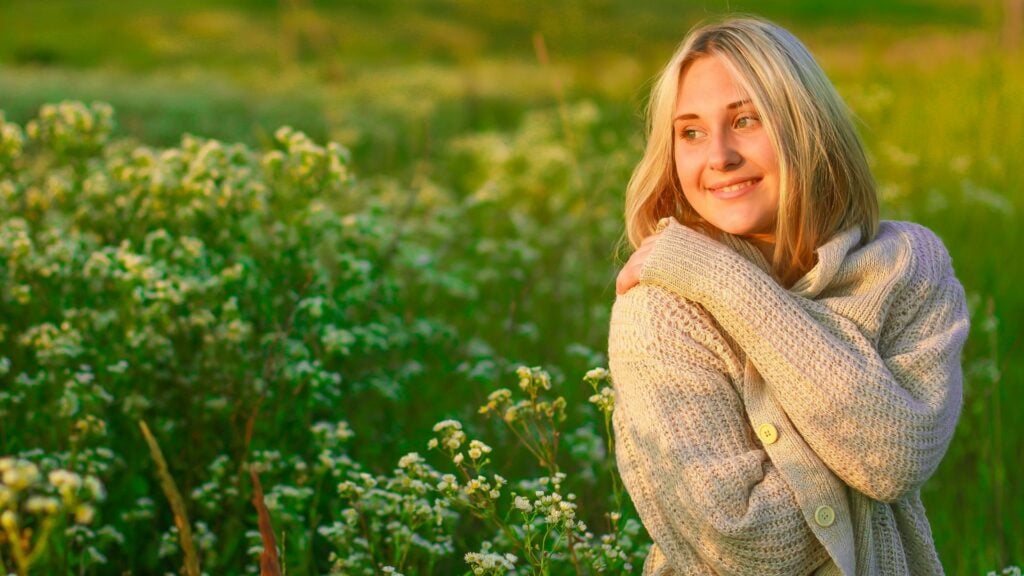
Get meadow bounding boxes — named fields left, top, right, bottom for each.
left=0, top=0, right=1020, bottom=574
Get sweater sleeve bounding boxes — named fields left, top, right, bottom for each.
left=637, top=219, right=970, bottom=503
left=608, top=284, right=830, bottom=575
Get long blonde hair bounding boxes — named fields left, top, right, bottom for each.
left=624, top=16, right=878, bottom=286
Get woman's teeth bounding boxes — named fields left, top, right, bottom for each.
left=715, top=179, right=755, bottom=193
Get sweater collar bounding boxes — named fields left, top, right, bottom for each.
left=789, top=226, right=862, bottom=298
left=719, top=225, right=863, bottom=299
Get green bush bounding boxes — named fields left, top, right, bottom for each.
left=0, top=101, right=646, bottom=575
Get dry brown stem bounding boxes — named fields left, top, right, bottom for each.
left=139, top=420, right=201, bottom=576
left=249, top=468, right=282, bottom=576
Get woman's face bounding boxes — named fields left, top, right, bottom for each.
left=673, top=55, right=780, bottom=239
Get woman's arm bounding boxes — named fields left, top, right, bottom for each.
left=637, top=219, right=970, bottom=503
left=609, top=284, right=831, bottom=575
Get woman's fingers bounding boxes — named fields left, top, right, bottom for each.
left=616, top=233, right=660, bottom=295
left=615, top=256, right=637, bottom=295
left=615, top=266, right=636, bottom=295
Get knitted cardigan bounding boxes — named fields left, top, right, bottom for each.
left=607, top=218, right=969, bottom=575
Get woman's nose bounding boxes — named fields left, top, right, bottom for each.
left=707, top=131, right=742, bottom=171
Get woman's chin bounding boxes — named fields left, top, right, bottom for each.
left=711, top=220, right=762, bottom=237
left=702, top=211, right=775, bottom=238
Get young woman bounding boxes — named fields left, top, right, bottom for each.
left=609, top=17, right=969, bottom=575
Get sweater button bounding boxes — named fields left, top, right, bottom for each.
left=756, top=423, right=778, bottom=445
left=814, top=505, right=836, bottom=527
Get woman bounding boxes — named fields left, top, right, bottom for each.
left=609, top=17, right=969, bottom=575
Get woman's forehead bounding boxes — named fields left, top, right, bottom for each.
left=675, top=56, right=752, bottom=114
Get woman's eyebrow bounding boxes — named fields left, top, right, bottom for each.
left=673, top=99, right=753, bottom=123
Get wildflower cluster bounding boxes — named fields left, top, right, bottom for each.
left=263, top=126, right=350, bottom=196
left=581, top=366, right=624, bottom=514
left=0, top=457, right=106, bottom=575
left=322, top=451, right=456, bottom=576
left=583, top=368, right=613, bottom=415
left=464, top=541, right=517, bottom=575
left=427, top=421, right=506, bottom=518
left=477, top=367, right=567, bottom=473
left=0, top=112, right=24, bottom=174
left=0, top=101, right=472, bottom=573
left=402, top=100, right=630, bottom=377
left=24, top=101, right=114, bottom=162
left=417, top=368, right=649, bottom=575
left=0, top=102, right=652, bottom=573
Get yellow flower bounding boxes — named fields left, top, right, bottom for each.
left=74, top=504, right=95, bottom=525
left=0, top=510, right=17, bottom=530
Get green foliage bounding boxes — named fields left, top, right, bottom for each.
left=322, top=366, right=645, bottom=576
left=0, top=101, right=648, bottom=574
left=0, top=101, right=420, bottom=572
left=0, top=458, right=108, bottom=575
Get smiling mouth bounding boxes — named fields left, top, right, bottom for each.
left=706, top=178, right=761, bottom=199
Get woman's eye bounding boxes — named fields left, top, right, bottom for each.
left=734, top=115, right=760, bottom=129
left=678, top=128, right=705, bottom=141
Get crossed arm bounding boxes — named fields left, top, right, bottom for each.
left=630, top=220, right=970, bottom=502
left=609, top=285, right=831, bottom=575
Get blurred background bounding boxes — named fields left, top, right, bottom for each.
left=0, top=0, right=1020, bottom=574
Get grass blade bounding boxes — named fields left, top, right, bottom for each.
left=139, top=420, right=201, bottom=576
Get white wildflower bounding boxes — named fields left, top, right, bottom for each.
left=437, top=474, right=458, bottom=492
left=398, top=453, right=424, bottom=469
left=469, top=439, right=492, bottom=454
left=432, top=419, right=462, bottom=433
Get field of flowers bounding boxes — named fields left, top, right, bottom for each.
left=0, top=1, right=1022, bottom=574
left=0, top=100, right=648, bottom=574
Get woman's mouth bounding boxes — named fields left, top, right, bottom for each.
left=707, top=177, right=761, bottom=199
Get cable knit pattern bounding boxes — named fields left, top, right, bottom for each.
left=608, top=219, right=969, bottom=575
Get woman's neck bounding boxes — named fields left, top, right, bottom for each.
left=744, top=233, right=775, bottom=263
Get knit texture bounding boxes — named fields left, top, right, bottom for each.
left=608, top=218, right=969, bottom=575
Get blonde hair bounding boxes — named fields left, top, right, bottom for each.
left=624, top=16, right=878, bottom=286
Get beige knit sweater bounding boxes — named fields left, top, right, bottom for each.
left=608, top=218, right=969, bottom=575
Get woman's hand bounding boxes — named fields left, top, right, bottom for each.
left=616, top=231, right=663, bottom=295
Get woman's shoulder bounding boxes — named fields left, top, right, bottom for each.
left=871, top=220, right=945, bottom=253
left=866, top=221, right=958, bottom=288
left=869, top=222, right=968, bottom=351
left=610, top=284, right=741, bottom=376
